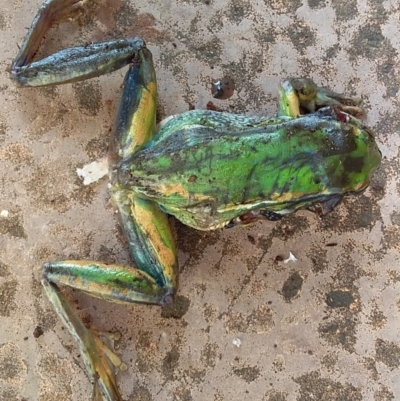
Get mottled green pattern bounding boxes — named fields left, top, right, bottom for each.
left=129, top=109, right=381, bottom=228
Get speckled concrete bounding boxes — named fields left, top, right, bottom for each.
left=1, top=1, right=399, bottom=400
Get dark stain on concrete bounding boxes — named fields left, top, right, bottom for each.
left=326, top=290, right=354, bottom=308
left=307, top=246, right=328, bottom=273
left=321, top=352, right=338, bottom=372
left=0, top=279, right=17, bottom=317
left=0, top=343, right=26, bottom=381
left=0, top=116, right=8, bottom=143
left=332, top=0, right=358, bottom=22
left=287, top=18, right=317, bottom=55
left=161, top=295, right=190, bottom=319
left=265, top=390, right=288, bottom=401
left=225, top=306, right=275, bottom=334
left=318, top=194, right=380, bottom=234
left=380, top=224, right=400, bottom=251
left=0, top=11, right=6, bottom=30
left=374, top=385, right=395, bottom=401
left=226, top=0, right=254, bottom=24
left=201, top=342, right=219, bottom=368
left=319, top=315, right=358, bottom=353
left=129, top=386, right=153, bottom=401
left=85, top=136, right=109, bottom=160
left=173, top=386, right=193, bottom=401
left=232, top=365, right=260, bottom=383
left=162, top=346, right=180, bottom=380
left=368, top=304, right=387, bottom=330
left=266, top=0, right=302, bottom=13
left=282, top=271, right=303, bottom=302
left=0, top=261, right=10, bottom=277
left=350, top=23, right=395, bottom=61
left=375, top=339, right=400, bottom=369
left=175, top=220, right=220, bottom=263
left=308, top=0, right=326, bottom=9
left=73, top=81, right=102, bottom=116
left=0, top=213, right=26, bottom=238
left=294, top=370, right=362, bottom=400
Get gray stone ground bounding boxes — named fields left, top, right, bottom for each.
left=0, top=0, right=400, bottom=400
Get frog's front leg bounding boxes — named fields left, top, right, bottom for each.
left=278, top=77, right=363, bottom=118
left=11, top=0, right=145, bottom=87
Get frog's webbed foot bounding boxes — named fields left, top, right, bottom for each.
left=278, top=78, right=363, bottom=118
left=306, top=195, right=343, bottom=219
left=12, top=0, right=88, bottom=70
left=42, top=280, right=126, bottom=401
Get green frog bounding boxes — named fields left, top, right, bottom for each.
left=11, top=0, right=381, bottom=400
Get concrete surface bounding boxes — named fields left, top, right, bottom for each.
left=1, top=0, right=399, bottom=400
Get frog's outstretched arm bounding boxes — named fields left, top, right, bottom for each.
left=278, top=78, right=363, bottom=118
left=11, top=0, right=145, bottom=87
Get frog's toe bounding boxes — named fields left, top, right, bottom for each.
left=50, top=0, right=88, bottom=25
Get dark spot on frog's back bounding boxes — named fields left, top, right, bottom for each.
left=342, top=155, right=364, bottom=173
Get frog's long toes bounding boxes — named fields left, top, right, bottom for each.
left=340, top=105, right=364, bottom=118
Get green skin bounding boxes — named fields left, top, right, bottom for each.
left=11, top=1, right=381, bottom=400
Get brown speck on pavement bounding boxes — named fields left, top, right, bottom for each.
left=1, top=0, right=400, bottom=400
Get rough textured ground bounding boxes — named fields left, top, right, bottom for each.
left=1, top=0, right=400, bottom=400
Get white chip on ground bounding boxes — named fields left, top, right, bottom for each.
left=232, top=338, right=242, bottom=347
left=0, top=210, right=9, bottom=217
left=284, top=252, right=297, bottom=264
left=156, top=115, right=176, bottom=132
left=77, top=156, right=108, bottom=185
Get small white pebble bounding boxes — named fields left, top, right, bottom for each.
left=0, top=210, right=9, bottom=217
left=284, top=252, right=297, bottom=264
left=76, top=156, right=108, bottom=185
left=232, top=338, right=242, bottom=347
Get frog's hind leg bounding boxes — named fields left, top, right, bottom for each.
left=42, top=280, right=126, bottom=401
left=40, top=29, right=177, bottom=400
left=278, top=78, right=363, bottom=118
left=41, top=194, right=178, bottom=401
left=11, top=0, right=145, bottom=87
left=108, top=47, right=157, bottom=169
left=41, top=196, right=178, bottom=401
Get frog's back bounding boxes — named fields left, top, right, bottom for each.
left=128, top=110, right=381, bottom=230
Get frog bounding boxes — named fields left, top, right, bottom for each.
left=10, top=0, right=381, bottom=400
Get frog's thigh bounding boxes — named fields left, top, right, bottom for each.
left=113, top=192, right=178, bottom=300
left=109, top=48, right=157, bottom=166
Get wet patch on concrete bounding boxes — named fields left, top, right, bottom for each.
left=294, top=370, right=363, bottom=400
left=225, top=305, right=275, bottom=334
left=232, top=364, right=260, bottom=383
left=281, top=271, right=303, bottom=302
left=0, top=279, right=17, bottom=316
left=0, top=211, right=26, bottom=239
left=161, top=295, right=191, bottom=319
left=325, top=290, right=355, bottom=309
left=375, top=339, right=400, bottom=369
left=73, top=81, right=102, bottom=116
left=129, top=386, right=153, bottom=401
left=0, top=342, right=26, bottom=381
